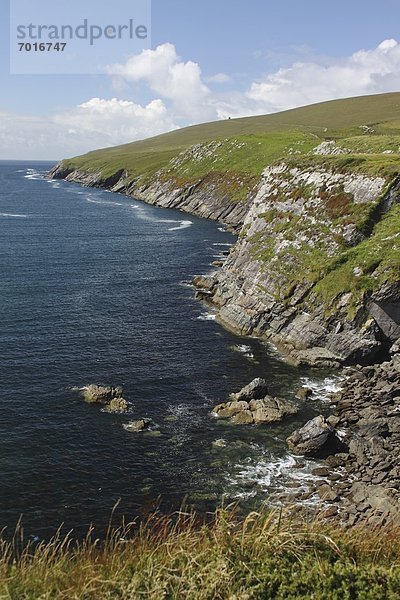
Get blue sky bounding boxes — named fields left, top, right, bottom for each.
left=1, top=0, right=400, bottom=159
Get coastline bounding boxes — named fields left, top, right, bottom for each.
left=46, top=164, right=400, bottom=526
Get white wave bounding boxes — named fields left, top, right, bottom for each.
left=24, top=174, right=43, bottom=180
left=218, top=227, right=227, bottom=232
left=169, top=220, right=193, bottom=231
left=228, top=452, right=320, bottom=503
left=24, top=169, right=44, bottom=181
left=300, top=375, right=343, bottom=403
left=231, top=344, right=254, bottom=359
left=0, top=212, right=29, bottom=218
left=197, top=312, right=216, bottom=321
left=86, top=197, right=125, bottom=207
left=159, top=219, right=193, bottom=231
left=212, top=243, right=233, bottom=247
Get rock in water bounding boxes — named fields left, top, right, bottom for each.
left=287, top=415, right=341, bottom=457
left=249, top=397, right=298, bottom=424
left=213, top=382, right=298, bottom=425
left=123, top=419, right=152, bottom=432
left=81, top=384, right=123, bottom=404
left=104, top=398, right=129, bottom=413
left=230, top=378, right=270, bottom=402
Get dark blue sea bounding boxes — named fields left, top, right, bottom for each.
left=0, top=161, right=338, bottom=539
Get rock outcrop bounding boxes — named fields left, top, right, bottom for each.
left=287, top=415, right=343, bottom=457
left=213, top=378, right=298, bottom=425
left=80, top=384, right=129, bottom=413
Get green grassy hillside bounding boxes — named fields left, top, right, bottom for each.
left=61, top=92, right=400, bottom=185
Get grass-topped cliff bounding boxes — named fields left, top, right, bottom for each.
left=51, top=92, right=400, bottom=365
left=58, top=92, right=400, bottom=192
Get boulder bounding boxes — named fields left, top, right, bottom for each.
left=287, top=415, right=341, bottom=457
left=123, top=419, right=152, bottom=432
left=249, top=397, right=298, bottom=424
left=296, top=387, right=313, bottom=400
left=230, top=378, right=269, bottom=402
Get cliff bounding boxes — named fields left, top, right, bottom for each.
left=48, top=93, right=400, bottom=367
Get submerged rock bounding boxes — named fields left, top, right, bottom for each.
left=212, top=438, right=227, bottom=448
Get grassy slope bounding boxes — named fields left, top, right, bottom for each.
left=2, top=509, right=400, bottom=599
left=61, top=92, right=400, bottom=182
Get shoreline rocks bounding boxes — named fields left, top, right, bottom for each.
left=287, top=415, right=345, bottom=458
left=286, top=353, right=400, bottom=525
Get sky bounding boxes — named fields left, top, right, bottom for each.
left=2, top=0, right=400, bottom=159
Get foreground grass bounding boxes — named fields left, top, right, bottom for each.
left=1, top=508, right=400, bottom=599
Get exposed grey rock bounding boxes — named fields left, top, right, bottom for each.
left=287, top=415, right=341, bottom=457
left=230, top=378, right=269, bottom=402
left=213, top=379, right=298, bottom=426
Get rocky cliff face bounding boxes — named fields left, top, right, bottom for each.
left=48, top=162, right=252, bottom=232
left=196, top=164, right=400, bottom=366
left=49, top=153, right=400, bottom=367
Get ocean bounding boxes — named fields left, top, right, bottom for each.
left=0, top=161, right=337, bottom=539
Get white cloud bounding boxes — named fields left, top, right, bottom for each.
left=54, top=97, right=177, bottom=145
left=245, top=39, right=400, bottom=114
left=206, top=73, right=233, bottom=84
left=107, top=43, right=213, bottom=120
left=0, top=98, right=177, bottom=160
left=2, top=39, right=400, bottom=159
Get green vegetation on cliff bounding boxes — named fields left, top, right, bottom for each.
left=60, top=92, right=400, bottom=188
left=2, top=509, right=400, bottom=599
